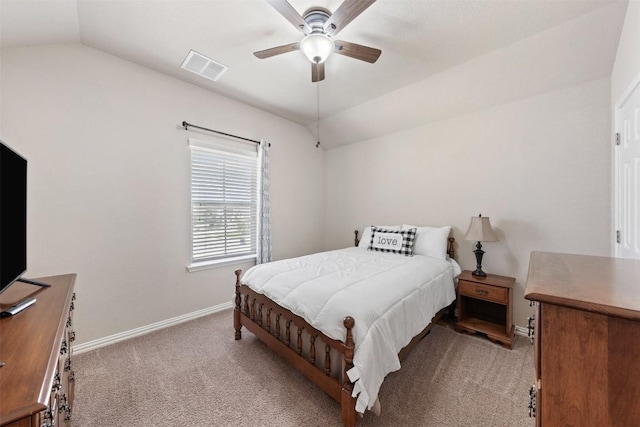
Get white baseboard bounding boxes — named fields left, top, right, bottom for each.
left=73, top=303, right=531, bottom=355
left=72, top=301, right=233, bottom=355
left=514, top=325, right=530, bottom=337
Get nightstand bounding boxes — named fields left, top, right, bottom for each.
left=454, top=270, right=515, bottom=349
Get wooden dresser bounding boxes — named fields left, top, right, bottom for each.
left=524, top=252, right=640, bottom=426
left=0, top=274, right=76, bottom=427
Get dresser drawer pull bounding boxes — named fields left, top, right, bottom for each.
left=527, top=316, right=535, bottom=344
left=58, top=393, right=68, bottom=413
left=41, top=406, right=54, bottom=427
left=528, top=385, right=536, bottom=417
left=475, top=288, right=489, bottom=297
left=52, top=373, right=61, bottom=391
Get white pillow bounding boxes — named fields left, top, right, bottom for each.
left=401, top=224, right=451, bottom=259
left=358, top=225, right=401, bottom=248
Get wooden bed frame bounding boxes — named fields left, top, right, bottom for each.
left=234, top=232, right=456, bottom=426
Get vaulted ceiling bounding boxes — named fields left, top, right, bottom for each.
left=0, top=0, right=628, bottom=148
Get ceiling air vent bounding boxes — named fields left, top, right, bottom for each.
left=181, top=50, right=228, bottom=82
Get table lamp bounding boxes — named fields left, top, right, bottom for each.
left=464, top=214, right=499, bottom=277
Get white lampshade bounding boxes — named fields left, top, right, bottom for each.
left=300, top=33, right=334, bottom=64
left=464, top=215, right=499, bottom=242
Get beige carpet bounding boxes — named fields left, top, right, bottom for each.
left=72, top=310, right=534, bottom=427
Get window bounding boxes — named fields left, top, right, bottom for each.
left=188, top=138, right=258, bottom=270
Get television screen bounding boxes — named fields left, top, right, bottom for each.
left=0, top=141, right=27, bottom=294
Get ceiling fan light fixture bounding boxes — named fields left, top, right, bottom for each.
left=300, top=33, right=334, bottom=64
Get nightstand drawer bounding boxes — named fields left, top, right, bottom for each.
left=459, top=280, right=507, bottom=304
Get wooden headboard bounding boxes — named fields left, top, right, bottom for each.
left=353, top=230, right=456, bottom=259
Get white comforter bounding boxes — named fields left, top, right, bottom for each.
left=241, top=247, right=458, bottom=413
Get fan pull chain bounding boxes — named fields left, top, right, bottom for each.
left=316, top=83, right=321, bottom=148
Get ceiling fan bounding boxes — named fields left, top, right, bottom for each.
left=254, top=0, right=381, bottom=82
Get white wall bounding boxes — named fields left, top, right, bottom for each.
left=1, top=44, right=324, bottom=345
left=1, top=1, right=629, bottom=345
left=612, top=1, right=640, bottom=104
left=314, top=2, right=626, bottom=149
left=324, top=77, right=612, bottom=329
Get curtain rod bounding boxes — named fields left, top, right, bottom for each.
left=182, top=121, right=264, bottom=145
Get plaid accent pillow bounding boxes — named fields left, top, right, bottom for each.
left=368, top=226, right=417, bottom=256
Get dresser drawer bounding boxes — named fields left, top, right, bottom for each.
left=459, top=280, right=508, bottom=304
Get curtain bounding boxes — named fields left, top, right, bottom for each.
left=257, top=140, right=272, bottom=264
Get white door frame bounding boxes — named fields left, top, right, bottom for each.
left=613, top=71, right=640, bottom=258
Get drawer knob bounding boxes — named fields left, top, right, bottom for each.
left=475, top=288, right=489, bottom=297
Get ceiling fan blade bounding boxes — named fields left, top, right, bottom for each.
left=323, top=0, right=376, bottom=36
left=265, top=0, right=310, bottom=34
left=311, top=62, right=325, bottom=82
left=254, top=42, right=300, bottom=59
left=334, top=40, right=381, bottom=63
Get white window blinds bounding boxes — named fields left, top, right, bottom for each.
left=189, top=138, right=258, bottom=265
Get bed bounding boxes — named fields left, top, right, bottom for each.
left=233, top=225, right=459, bottom=426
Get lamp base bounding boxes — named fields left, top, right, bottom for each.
left=471, top=268, right=487, bottom=278
left=472, top=242, right=487, bottom=278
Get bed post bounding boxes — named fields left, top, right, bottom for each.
left=447, top=237, right=455, bottom=259
left=234, top=269, right=242, bottom=340
left=354, top=230, right=359, bottom=247
left=341, top=316, right=358, bottom=427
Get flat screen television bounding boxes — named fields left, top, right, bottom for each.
left=0, top=141, right=27, bottom=294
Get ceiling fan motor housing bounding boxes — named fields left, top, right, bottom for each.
left=303, top=8, right=332, bottom=33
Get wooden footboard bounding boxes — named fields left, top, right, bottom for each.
left=233, top=269, right=449, bottom=426
left=234, top=270, right=358, bottom=426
